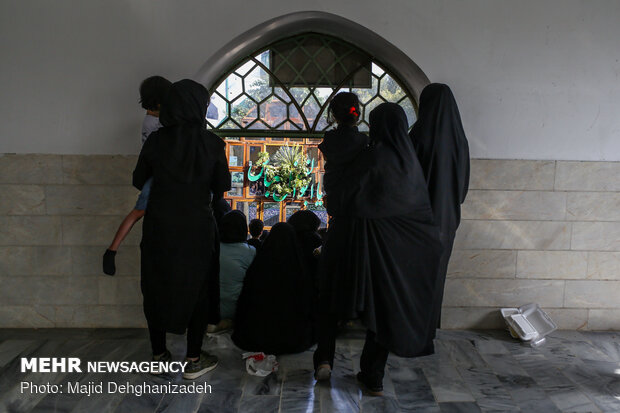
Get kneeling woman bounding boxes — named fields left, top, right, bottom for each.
left=232, top=222, right=315, bottom=354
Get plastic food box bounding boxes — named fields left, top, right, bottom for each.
left=500, top=303, right=557, bottom=347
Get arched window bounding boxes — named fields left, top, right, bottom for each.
left=201, top=13, right=428, bottom=228
left=207, top=33, right=417, bottom=136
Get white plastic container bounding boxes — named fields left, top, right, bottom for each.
left=500, top=303, right=557, bottom=347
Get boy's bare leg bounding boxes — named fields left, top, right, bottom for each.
left=109, top=209, right=146, bottom=251
left=103, top=209, right=145, bottom=275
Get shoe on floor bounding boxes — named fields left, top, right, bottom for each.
left=356, top=372, right=384, bottom=396
left=314, top=363, right=332, bottom=381
left=151, top=350, right=172, bottom=375
left=183, top=351, right=218, bottom=380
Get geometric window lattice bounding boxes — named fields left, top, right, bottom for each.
left=209, top=33, right=418, bottom=228
left=269, top=34, right=372, bottom=88
left=207, top=33, right=417, bottom=138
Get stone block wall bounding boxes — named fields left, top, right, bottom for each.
left=444, top=160, right=620, bottom=330
left=1, top=154, right=619, bottom=329
left=0, top=154, right=144, bottom=328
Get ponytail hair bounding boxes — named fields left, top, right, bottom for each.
left=328, top=92, right=361, bottom=127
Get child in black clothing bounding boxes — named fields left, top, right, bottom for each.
left=319, top=92, right=369, bottom=196
left=103, top=76, right=171, bottom=275
left=315, top=92, right=374, bottom=390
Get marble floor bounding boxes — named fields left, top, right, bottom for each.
left=1, top=329, right=620, bottom=413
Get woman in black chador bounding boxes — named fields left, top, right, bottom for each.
left=232, top=222, right=315, bottom=354
left=133, top=79, right=231, bottom=380
left=314, top=101, right=442, bottom=395
left=409, top=83, right=470, bottom=344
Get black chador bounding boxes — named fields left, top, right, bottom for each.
left=287, top=210, right=323, bottom=277
left=319, top=103, right=442, bottom=358
left=409, top=83, right=470, bottom=342
left=133, top=80, right=231, bottom=335
left=232, top=223, right=315, bottom=355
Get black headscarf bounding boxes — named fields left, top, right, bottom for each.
left=409, top=83, right=470, bottom=236
left=255, top=223, right=303, bottom=268
left=287, top=210, right=320, bottom=233
left=333, top=102, right=434, bottom=220
left=219, top=210, right=248, bottom=243
left=369, top=102, right=417, bottom=168
left=159, top=79, right=209, bottom=127
left=287, top=210, right=323, bottom=276
left=153, top=79, right=225, bottom=186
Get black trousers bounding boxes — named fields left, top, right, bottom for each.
left=148, top=300, right=209, bottom=358
left=359, top=330, right=390, bottom=386
left=313, top=309, right=389, bottom=388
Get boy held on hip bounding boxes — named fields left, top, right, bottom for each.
left=102, top=76, right=171, bottom=276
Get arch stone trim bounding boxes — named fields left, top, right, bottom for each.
left=195, top=11, right=430, bottom=102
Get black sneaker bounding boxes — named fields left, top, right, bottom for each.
left=356, top=372, right=384, bottom=396
left=183, top=351, right=218, bottom=380
left=103, top=249, right=116, bottom=276
left=151, top=350, right=172, bottom=375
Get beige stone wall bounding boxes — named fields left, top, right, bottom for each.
left=445, top=159, right=620, bottom=330
left=0, top=154, right=144, bottom=328
left=1, top=154, right=619, bottom=329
